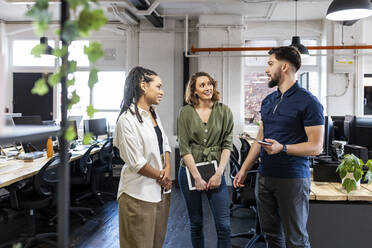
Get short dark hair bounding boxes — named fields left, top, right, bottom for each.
left=268, top=46, right=301, bottom=72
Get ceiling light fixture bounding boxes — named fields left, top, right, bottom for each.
left=290, top=0, right=309, bottom=58
left=326, top=0, right=372, bottom=21
left=40, top=37, right=53, bottom=55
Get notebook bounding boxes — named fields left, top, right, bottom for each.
left=186, top=160, right=218, bottom=191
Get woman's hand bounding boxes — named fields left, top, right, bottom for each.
left=157, top=169, right=172, bottom=190
left=207, top=173, right=222, bottom=190
left=194, top=176, right=208, bottom=191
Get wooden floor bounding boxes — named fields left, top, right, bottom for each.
left=0, top=183, right=265, bottom=248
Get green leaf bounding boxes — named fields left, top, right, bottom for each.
left=342, top=178, right=357, bottom=193
left=88, top=68, right=99, bottom=88
left=31, top=44, right=47, bottom=58
left=67, top=77, right=76, bottom=87
left=67, top=0, right=89, bottom=11
left=364, top=171, right=372, bottom=184
left=339, top=170, right=347, bottom=179
left=62, top=21, right=79, bottom=43
left=26, top=0, right=50, bottom=36
left=82, top=132, right=93, bottom=145
left=91, top=9, right=107, bottom=30
left=84, top=42, right=103, bottom=63
left=31, top=78, right=49, bottom=96
left=52, top=46, right=68, bottom=57
left=64, top=125, right=77, bottom=141
left=69, top=60, right=77, bottom=73
left=353, top=169, right=363, bottom=182
left=77, top=9, right=93, bottom=37
left=48, top=71, right=61, bottom=87
left=68, top=90, right=80, bottom=109
left=86, top=104, right=97, bottom=118
left=33, top=20, right=49, bottom=37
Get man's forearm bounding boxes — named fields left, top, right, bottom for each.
left=286, top=141, right=323, bottom=156
left=241, top=142, right=261, bottom=172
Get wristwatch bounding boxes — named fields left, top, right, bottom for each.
left=282, top=144, right=287, bottom=154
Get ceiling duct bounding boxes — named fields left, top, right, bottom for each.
left=127, top=0, right=163, bottom=28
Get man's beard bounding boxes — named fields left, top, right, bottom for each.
left=268, top=74, right=280, bottom=88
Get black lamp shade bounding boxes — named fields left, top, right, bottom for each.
left=326, top=0, right=372, bottom=21
left=40, top=37, right=53, bottom=55
left=291, top=36, right=309, bottom=57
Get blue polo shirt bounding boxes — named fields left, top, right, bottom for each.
left=259, top=82, right=324, bottom=178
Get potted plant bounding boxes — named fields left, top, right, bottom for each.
left=336, top=154, right=372, bottom=193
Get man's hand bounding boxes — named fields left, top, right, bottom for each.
left=261, top=138, right=283, bottom=155
left=207, top=173, right=222, bottom=190
left=233, top=169, right=248, bottom=188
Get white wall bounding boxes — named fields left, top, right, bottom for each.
left=137, top=20, right=185, bottom=179
left=198, top=15, right=245, bottom=134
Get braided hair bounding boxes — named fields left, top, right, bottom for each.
left=117, top=66, right=158, bottom=123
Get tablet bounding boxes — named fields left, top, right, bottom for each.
left=186, top=160, right=218, bottom=191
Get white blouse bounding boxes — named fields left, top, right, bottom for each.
left=113, top=105, right=171, bottom=203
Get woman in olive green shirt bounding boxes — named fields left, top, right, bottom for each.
left=177, top=71, right=234, bottom=248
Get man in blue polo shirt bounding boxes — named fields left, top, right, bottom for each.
left=234, top=46, right=324, bottom=248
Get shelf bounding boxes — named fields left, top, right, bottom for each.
left=0, top=125, right=61, bottom=145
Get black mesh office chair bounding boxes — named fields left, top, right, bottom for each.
left=230, top=139, right=266, bottom=248
left=71, top=143, right=99, bottom=205
left=0, top=156, right=59, bottom=248
left=90, top=138, right=116, bottom=205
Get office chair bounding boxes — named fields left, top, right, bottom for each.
left=47, top=153, right=94, bottom=226
left=0, top=156, right=60, bottom=248
left=229, top=140, right=265, bottom=248
left=90, top=138, right=116, bottom=205
left=230, top=138, right=252, bottom=216
left=71, top=143, right=100, bottom=205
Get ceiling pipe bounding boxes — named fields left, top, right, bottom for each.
left=190, top=45, right=372, bottom=53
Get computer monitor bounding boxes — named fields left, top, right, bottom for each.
left=331, top=116, right=345, bottom=141
left=68, top=120, right=79, bottom=141
left=323, top=116, right=334, bottom=156
left=83, top=118, right=107, bottom=140
left=13, top=115, right=46, bottom=152
left=68, top=115, right=83, bottom=129
left=353, top=117, right=372, bottom=150
left=344, top=115, right=356, bottom=144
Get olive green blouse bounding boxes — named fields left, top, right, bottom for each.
left=177, top=102, right=234, bottom=167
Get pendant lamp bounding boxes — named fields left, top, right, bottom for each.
left=40, top=37, right=53, bottom=55
left=326, top=0, right=372, bottom=21
left=290, top=0, right=309, bottom=58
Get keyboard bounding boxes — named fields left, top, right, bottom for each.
left=18, top=151, right=45, bottom=160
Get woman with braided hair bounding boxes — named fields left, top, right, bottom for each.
left=113, top=66, right=172, bottom=248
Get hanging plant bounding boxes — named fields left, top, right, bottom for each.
left=26, top=0, right=107, bottom=144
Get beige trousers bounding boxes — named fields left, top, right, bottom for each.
left=118, top=192, right=171, bottom=248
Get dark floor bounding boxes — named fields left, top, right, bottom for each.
left=0, top=183, right=265, bottom=248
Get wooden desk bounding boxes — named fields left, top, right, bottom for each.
left=310, top=181, right=372, bottom=201
left=0, top=147, right=101, bottom=188
left=308, top=181, right=372, bottom=248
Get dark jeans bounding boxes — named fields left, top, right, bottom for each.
left=178, top=166, right=231, bottom=248
left=255, top=173, right=311, bottom=248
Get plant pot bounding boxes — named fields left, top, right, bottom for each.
left=341, top=172, right=361, bottom=189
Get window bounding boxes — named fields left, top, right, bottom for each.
left=243, top=38, right=320, bottom=126
left=13, top=40, right=55, bottom=67
left=244, top=72, right=275, bottom=125
left=68, top=40, right=90, bottom=67
left=68, top=71, right=125, bottom=126
left=364, top=75, right=372, bottom=115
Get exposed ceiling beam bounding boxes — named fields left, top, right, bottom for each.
left=127, top=0, right=164, bottom=28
